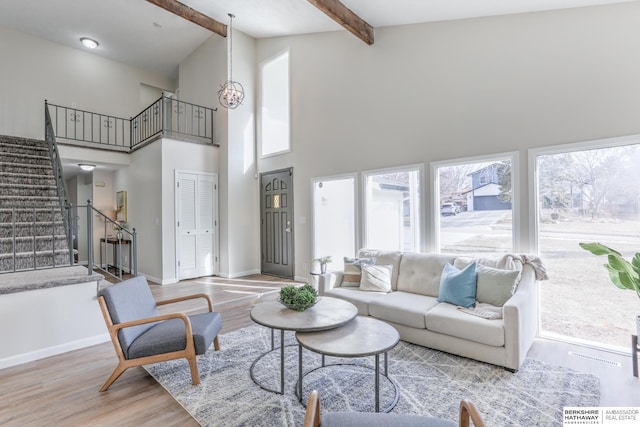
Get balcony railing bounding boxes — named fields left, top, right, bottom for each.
left=45, top=96, right=216, bottom=151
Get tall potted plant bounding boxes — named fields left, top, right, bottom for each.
left=579, top=242, right=640, bottom=337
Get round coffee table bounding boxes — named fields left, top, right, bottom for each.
left=250, top=297, right=358, bottom=394
left=296, top=316, right=400, bottom=412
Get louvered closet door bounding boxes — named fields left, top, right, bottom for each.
left=176, top=171, right=218, bottom=280
left=197, top=175, right=215, bottom=277
left=177, top=173, right=199, bottom=279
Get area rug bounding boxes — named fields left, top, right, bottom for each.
left=144, top=325, right=600, bottom=427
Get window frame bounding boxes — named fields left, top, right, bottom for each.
left=429, top=151, right=520, bottom=254
left=258, top=49, right=291, bottom=159
left=310, top=172, right=359, bottom=270
left=361, top=163, right=424, bottom=253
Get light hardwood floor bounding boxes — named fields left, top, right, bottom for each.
left=0, top=275, right=638, bottom=426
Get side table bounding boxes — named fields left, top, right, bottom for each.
left=633, top=335, right=638, bottom=378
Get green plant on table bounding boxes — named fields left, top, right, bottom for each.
left=279, top=284, right=318, bottom=311
left=579, top=242, right=640, bottom=300
left=313, top=256, right=332, bottom=265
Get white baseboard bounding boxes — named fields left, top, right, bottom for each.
left=0, top=333, right=110, bottom=370
left=217, top=269, right=261, bottom=279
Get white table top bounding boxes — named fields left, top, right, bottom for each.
left=296, top=316, right=400, bottom=358
left=250, top=297, right=358, bottom=332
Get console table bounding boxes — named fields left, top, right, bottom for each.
left=99, top=237, right=132, bottom=275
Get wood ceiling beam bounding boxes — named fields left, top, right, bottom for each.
left=145, top=0, right=227, bottom=37
left=307, top=0, right=374, bottom=45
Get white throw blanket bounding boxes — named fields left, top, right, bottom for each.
left=457, top=303, right=503, bottom=320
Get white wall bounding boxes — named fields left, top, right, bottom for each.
left=0, top=26, right=175, bottom=140
left=128, top=142, right=163, bottom=281
left=255, top=2, right=640, bottom=279
left=178, top=30, right=258, bottom=278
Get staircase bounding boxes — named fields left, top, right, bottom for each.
left=0, top=135, right=72, bottom=272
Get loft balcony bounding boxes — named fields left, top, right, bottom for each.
left=45, top=96, right=217, bottom=152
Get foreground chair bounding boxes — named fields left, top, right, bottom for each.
left=97, top=276, right=222, bottom=391
left=303, top=390, right=485, bottom=427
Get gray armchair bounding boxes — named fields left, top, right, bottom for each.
left=97, top=276, right=222, bottom=392
left=303, top=390, right=485, bottom=427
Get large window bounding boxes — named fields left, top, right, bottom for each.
left=363, top=166, right=422, bottom=252
left=312, top=175, right=356, bottom=272
left=533, top=139, right=640, bottom=349
left=433, top=154, right=516, bottom=256
left=259, top=50, right=290, bottom=157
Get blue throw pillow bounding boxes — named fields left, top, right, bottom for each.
left=437, top=262, right=478, bottom=308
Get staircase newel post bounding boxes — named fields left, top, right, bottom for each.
left=67, top=204, right=74, bottom=267
left=87, top=200, right=93, bottom=275
left=132, top=227, right=138, bottom=277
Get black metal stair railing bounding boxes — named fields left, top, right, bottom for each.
left=46, top=96, right=216, bottom=151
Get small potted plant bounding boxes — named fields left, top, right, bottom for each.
left=580, top=242, right=640, bottom=337
left=313, top=255, right=332, bottom=274
left=278, top=284, right=319, bottom=311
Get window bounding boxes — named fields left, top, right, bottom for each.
left=532, top=137, right=640, bottom=349
left=363, top=166, right=422, bottom=252
left=432, top=154, right=517, bottom=255
left=312, top=175, right=356, bottom=272
left=259, top=50, right=290, bottom=157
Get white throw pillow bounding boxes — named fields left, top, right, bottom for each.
left=476, top=264, right=520, bottom=306
left=359, top=264, right=392, bottom=292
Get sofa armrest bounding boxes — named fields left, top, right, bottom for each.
left=318, top=272, right=343, bottom=296
left=503, top=265, right=538, bottom=370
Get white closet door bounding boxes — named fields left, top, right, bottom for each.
left=197, top=175, right=215, bottom=277
left=177, top=173, right=198, bottom=279
left=176, top=171, right=218, bottom=280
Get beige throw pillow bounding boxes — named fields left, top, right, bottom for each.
left=359, top=264, right=392, bottom=292
left=341, top=257, right=375, bottom=287
left=476, top=264, right=520, bottom=306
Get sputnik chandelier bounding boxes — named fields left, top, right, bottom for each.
left=218, top=13, right=245, bottom=109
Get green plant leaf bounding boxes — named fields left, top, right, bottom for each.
left=604, top=264, right=627, bottom=290
left=607, top=254, right=638, bottom=281
left=579, top=242, right=621, bottom=256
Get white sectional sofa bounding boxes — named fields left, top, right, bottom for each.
left=318, top=249, right=542, bottom=371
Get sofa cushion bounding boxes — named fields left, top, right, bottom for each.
left=358, top=249, right=403, bottom=290
left=396, top=253, right=456, bottom=297
left=369, top=291, right=439, bottom=329
left=323, top=287, right=386, bottom=315
left=342, top=257, right=375, bottom=287
left=475, top=264, right=520, bottom=306
left=360, top=264, right=393, bottom=292
left=426, top=303, right=505, bottom=347
left=437, top=262, right=477, bottom=308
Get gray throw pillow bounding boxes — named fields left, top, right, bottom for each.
left=476, top=264, right=520, bottom=306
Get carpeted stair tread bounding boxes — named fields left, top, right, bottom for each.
left=0, top=135, right=47, bottom=148
left=0, top=161, right=53, bottom=170
left=0, top=153, right=53, bottom=167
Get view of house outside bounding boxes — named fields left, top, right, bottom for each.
left=438, top=146, right=640, bottom=350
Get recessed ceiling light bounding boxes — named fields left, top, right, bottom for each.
left=79, top=164, right=96, bottom=171
left=80, top=37, right=99, bottom=49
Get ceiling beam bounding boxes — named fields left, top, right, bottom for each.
left=145, top=0, right=227, bottom=37
left=307, top=0, right=374, bottom=45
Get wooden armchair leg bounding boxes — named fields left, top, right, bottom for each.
left=187, top=356, right=200, bottom=385
left=214, top=336, right=220, bottom=351
left=100, top=363, right=129, bottom=392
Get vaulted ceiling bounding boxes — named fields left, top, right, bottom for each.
left=0, top=0, right=634, bottom=77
